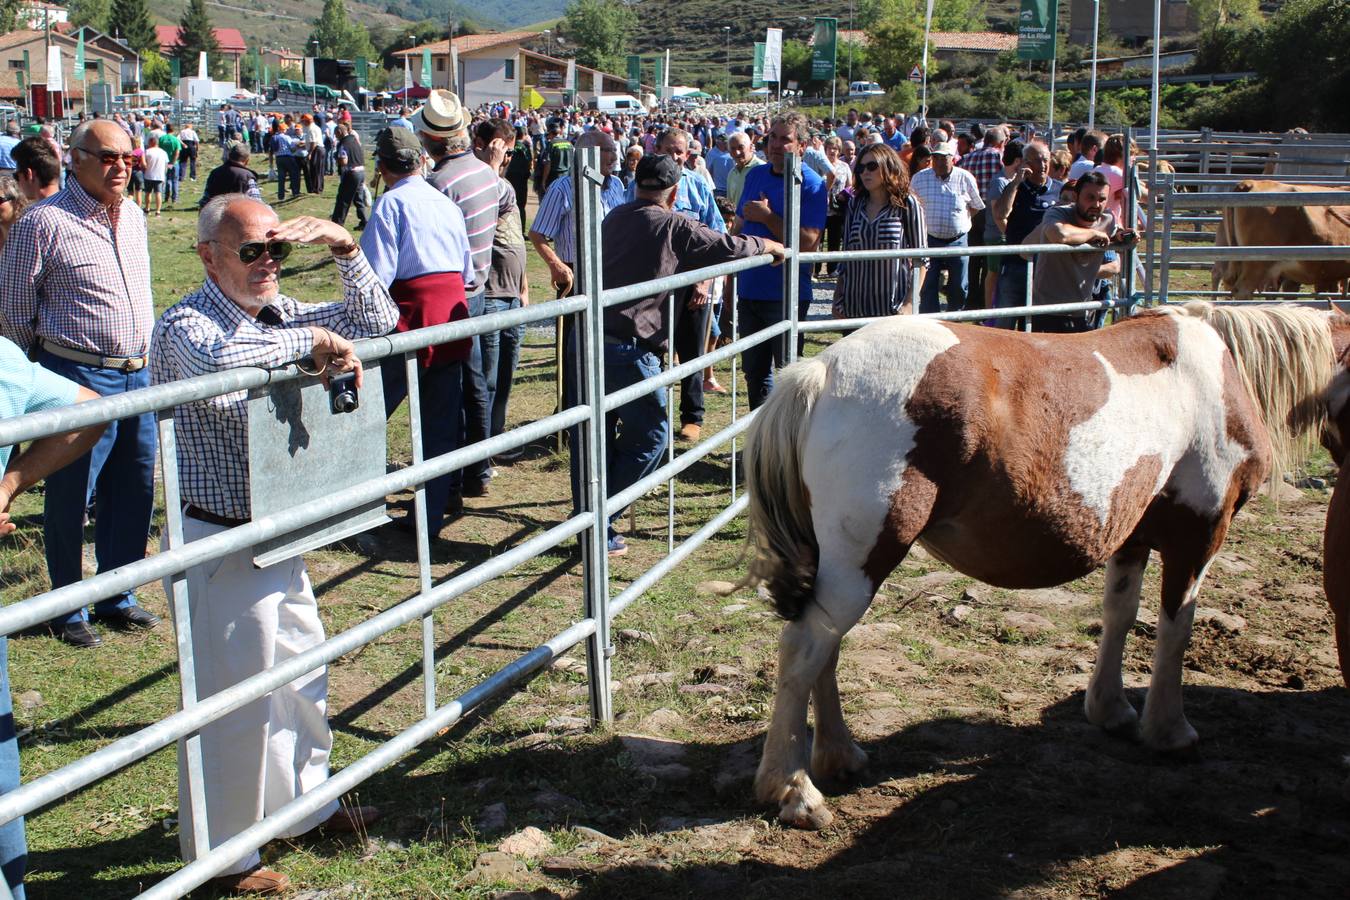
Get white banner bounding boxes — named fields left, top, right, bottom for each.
left=197, top=50, right=208, bottom=80
left=46, top=45, right=63, bottom=93
left=764, top=27, right=782, bottom=83
left=565, top=59, right=575, bottom=91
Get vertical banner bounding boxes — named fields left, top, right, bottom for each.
left=763, top=28, right=782, bottom=83
left=198, top=51, right=208, bottom=80
left=249, top=47, right=260, bottom=87
left=264, top=65, right=270, bottom=86
left=450, top=40, right=459, bottom=93
left=811, top=17, right=836, bottom=83
left=653, top=55, right=664, bottom=94
left=752, top=42, right=765, bottom=88
left=1017, top=0, right=1059, bottom=61
left=170, top=56, right=181, bottom=84
left=74, top=30, right=85, bottom=81
left=46, top=45, right=63, bottom=94
left=97, top=59, right=105, bottom=84
left=626, top=54, right=640, bottom=93
left=565, top=58, right=575, bottom=91
left=355, top=56, right=368, bottom=88
left=421, top=47, right=432, bottom=86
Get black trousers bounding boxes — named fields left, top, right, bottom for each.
left=673, top=288, right=710, bottom=427
left=331, top=169, right=368, bottom=226
left=508, top=172, right=530, bottom=232
left=967, top=211, right=989, bottom=311
left=305, top=147, right=324, bottom=194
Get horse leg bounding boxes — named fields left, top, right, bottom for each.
left=810, top=642, right=868, bottom=783
left=1140, top=550, right=1215, bottom=752
left=1085, top=544, right=1150, bottom=734
left=756, top=561, right=874, bottom=829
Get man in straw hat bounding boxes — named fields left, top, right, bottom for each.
left=414, top=89, right=498, bottom=516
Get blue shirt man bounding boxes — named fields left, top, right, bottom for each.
left=0, top=124, right=18, bottom=172
left=733, top=115, right=829, bottom=410
left=624, top=165, right=724, bottom=233
left=706, top=138, right=736, bottom=195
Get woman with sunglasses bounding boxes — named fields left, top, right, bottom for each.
left=832, top=143, right=928, bottom=320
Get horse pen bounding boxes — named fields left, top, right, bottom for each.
left=1, top=137, right=1349, bottom=899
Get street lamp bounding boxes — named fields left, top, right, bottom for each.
left=310, top=39, right=318, bottom=106
left=723, top=26, right=731, bottom=100
left=404, top=34, right=413, bottom=99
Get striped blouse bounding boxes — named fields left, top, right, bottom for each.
left=834, top=193, right=928, bottom=319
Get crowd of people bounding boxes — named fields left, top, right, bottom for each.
left=0, top=90, right=1145, bottom=897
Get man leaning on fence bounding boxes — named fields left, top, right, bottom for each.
left=0, top=119, right=162, bottom=649
left=0, top=337, right=110, bottom=899
left=151, top=195, right=398, bottom=896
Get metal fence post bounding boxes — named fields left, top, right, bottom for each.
left=1123, top=125, right=1138, bottom=303
left=574, top=146, right=613, bottom=725
left=404, top=354, right=436, bottom=718
left=1023, top=259, right=1035, bottom=333
left=666, top=290, right=676, bottom=553
left=156, top=411, right=211, bottom=859
left=729, top=275, right=739, bottom=503
left=783, top=152, right=803, bottom=364
left=1145, top=141, right=1159, bottom=304
left=1158, top=172, right=1176, bottom=305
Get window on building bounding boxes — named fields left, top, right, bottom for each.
left=85, top=61, right=98, bottom=71
left=7, top=60, right=23, bottom=70
left=504, top=59, right=515, bottom=80
left=437, top=58, right=445, bottom=72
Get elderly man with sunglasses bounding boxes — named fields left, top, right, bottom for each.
left=0, top=119, right=162, bottom=648
left=151, top=194, right=397, bottom=896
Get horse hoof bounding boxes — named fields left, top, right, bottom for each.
left=1084, top=692, right=1139, bottom=735
left=1142, top=720, right=1200, bottom=755
left=769, top=771, right=833, bottom=830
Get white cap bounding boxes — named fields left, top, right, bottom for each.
left=932, top=141, right=958, bottom=157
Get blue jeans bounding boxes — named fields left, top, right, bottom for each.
left=920, top=232, right=969, bottom=315
left=276, top=156, right=301, bottom=200
left=39, top=353, right=154, bottom=626
left=164, top=161, right=180, bottom=203
left=0, top=640, right=26, bottom=900
left=564, top=330, right=669, bottom=531
left=452, top=291, right=492, bottom=494
left=738, top=296, right=811, bottom=410
left=382, top=359, right=463, bottom=534
left=483, top=296, right=524, bottom=437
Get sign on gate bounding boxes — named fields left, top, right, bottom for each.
left=1017, top=0, right=1059, bottom=61
left=810, top=17, right=836, bottom=83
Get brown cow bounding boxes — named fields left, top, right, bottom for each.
left=1210, top=180, right=1350, bottom=300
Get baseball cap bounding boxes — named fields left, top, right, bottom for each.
left=932, top=141, right=958, bottom=157
left=635, top=155, right=681, bottom=190
left=375, top=127, right=423, bottom=165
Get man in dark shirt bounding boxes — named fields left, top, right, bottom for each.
left=201, top=142, right=261, bottom=206
left=990, top=139, right=1062, bottom=326
left=538, top=124, right=573, bottom=193
left=571, top=155, right=784, bottom=556
left=331, top=123, right=368, bottom=229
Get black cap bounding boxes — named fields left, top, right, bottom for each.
left=375, top=127, right=422, bottom=166
left=635, top=154, right=681, bottom=191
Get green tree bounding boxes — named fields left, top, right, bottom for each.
left=562, top=0, right=636, bottom=73
left=859, top=0, right=987, bottom=32
left=1191, top=0, right=1262, bottom=36
left=310, top=0, right=376, bottom=60
left=781, top=39, right=813, bottom=87
left=0, top=0, right=20, bottom=33
left=140, top=51, right=171, bottom=90
left=108, top=0, right=157, bottom=53
left=66, top=0, right=110, bottom=31
left=867, top=17, right=926, bottom=90
left=1251, top=0, right=1350, bottom=131
left=175, top=0, right=229, bottom=81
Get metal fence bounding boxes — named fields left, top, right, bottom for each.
left=0, top=149, right=1343, bottom=898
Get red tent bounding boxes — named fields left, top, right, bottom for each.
left=390, top=85, right=431, bottom=99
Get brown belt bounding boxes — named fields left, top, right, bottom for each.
left=38, top=338, right=147, bottom=372
left=184, top=504, right=248, bottom=528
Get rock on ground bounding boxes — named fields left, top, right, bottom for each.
left=499, top=826, right=555, bottom=859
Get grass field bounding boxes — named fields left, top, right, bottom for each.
left=2, top=172, right=1348, bottom=899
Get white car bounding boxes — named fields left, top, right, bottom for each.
left=847, top=81, right=885, bottom=99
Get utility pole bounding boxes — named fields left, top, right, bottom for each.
left=447, top=17, right=456, bottom=93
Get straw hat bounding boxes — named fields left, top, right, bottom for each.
left=409, top=89, right=467, bottom=137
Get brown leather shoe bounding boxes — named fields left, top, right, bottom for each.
left=317, top=804, right=382, bottom=834
left=212, top=866, right=290, bottom=895
left=678, top=423, right=701, bottom=442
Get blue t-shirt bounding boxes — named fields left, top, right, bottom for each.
left=0, top=337, right=79, bottom=473
left=736, top=163, right=828, bottom=301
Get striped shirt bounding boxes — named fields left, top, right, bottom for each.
left=959, top=145, right=1005, bottom=199
left=834, top=194, right=928, bottom=319
left=150, top=251, right=398, bottom=520
left=428, top=152, right=499, bottom=292
left=529, top=173, right=629, bottom=266
left=0, top=179, right=153, bottom=357
left=911, top=166, right=984, bottom=240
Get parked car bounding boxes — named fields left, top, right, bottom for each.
left=848, top=81, right=885, bottom=99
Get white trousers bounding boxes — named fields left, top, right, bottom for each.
left=167, top=517, right=340, bottom=875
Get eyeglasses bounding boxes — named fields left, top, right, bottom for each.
left=859, top=161, right=881, bottom=173
left=213, top=240, right=293, bottom=264
left=76, top=147, right=136, bottom=166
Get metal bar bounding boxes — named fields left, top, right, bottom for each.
left=555, top=313, right=565, bottom=453
left=0, top=405, right=593, bottom=637
left=730, top=275, right=739, bottom=503
left=1124, top=125, right=1137, bottom=303
left=155, top=411, right=210, bottom=861
left=601, top=253, right=782, bottom=307
left=0, top=512, right=594, bottom=829
left=403, top=353, right=435, bottom=719
left=138, top=612, right=602, bottom=899
left=1170, top=245, right=1350, bottom=261
left=784, top=152, right=802, bottom=365
left=667, top=289, right=676, bottom=553
left=1170, top=191, right=1350, bottom=209
left=573, top=148, right=614, bottom=727
left=799, top=298, right=1133, bottom=332
left=1159, top=172, right=1175, bottom=304
left=796, top=241, right=1136, bottom=264
left=1023, top=259, right=1034, bottom=333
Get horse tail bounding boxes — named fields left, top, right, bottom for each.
left=1178, top=300, right=1336, bottom=479
left=737, top=355, right=830, bottom=621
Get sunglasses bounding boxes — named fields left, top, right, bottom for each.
left=214, top=240, right=294, bottom=264
left=859, top=161, right=881, bottom=173
left=77, top=147, right=136, bottom=166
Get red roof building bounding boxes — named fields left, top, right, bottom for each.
left=155, top=26, right=247, bottom=83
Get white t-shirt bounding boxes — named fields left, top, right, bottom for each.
left=143, top=146, right=168, bottom=181
left=1067, top=156, right=1097, bottom=183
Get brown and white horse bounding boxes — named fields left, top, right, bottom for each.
left=1321, top=349, right=1350, bottom=690
left=739, top=303, right=1344, bottom=828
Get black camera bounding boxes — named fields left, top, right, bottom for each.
left=328, top=371, right=359, bottom=414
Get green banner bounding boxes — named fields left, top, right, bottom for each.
left=355, top=56, right=368, bottom=87
left=653, top=55, right=664, bottom=91
left=16, top=69, right=24, bottom=95
left=170, top=56, right=181, bottom=84
left=97, top=59, right=105, bottom=84
left=421, top=48, right=432, bottom=86
left=752, top=42, right=765, bottom=89
left=811, top=17, right=836, bottom=83
left=74, top=31, right=85, bottom=80
left=626, top=54, right=640, bottom=93
left=1017, top=0, right=1059, bottom=61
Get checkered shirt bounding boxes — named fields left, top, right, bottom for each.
left=529, top=173, right=629, bottom=266
left=959, top=145, right=1006, bottom=200
left=0, top=179, right=154, bottom=357
left=910, top=166, right=985, bottom=241
left=150, top=251, right=398, bottom=520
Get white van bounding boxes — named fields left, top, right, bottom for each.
left=588, top=94, right=643, bottom=114
left=848, top=81, right=885, bottom=99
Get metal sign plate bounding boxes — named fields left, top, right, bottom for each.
left=248, top=362, right=388, bottom=568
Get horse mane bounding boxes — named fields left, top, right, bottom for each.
left=1178, top=301, right=1337, bottom=478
